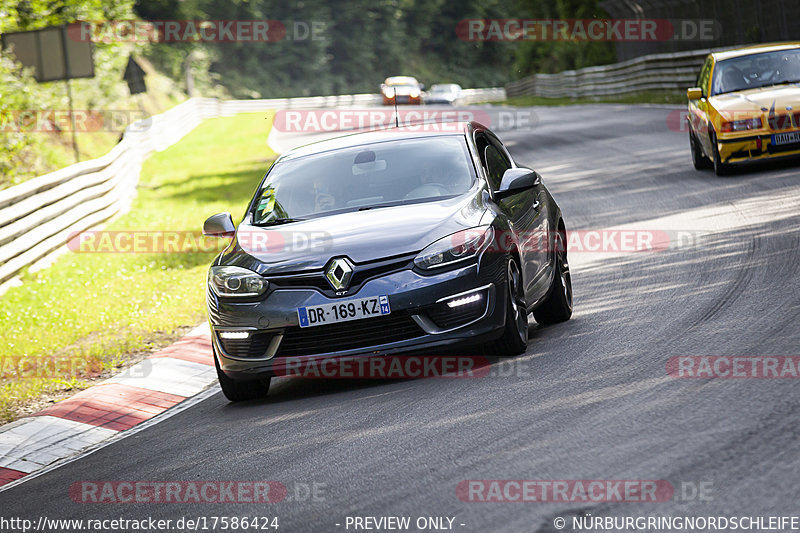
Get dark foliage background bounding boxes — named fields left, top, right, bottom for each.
left=131, top=0, right=615, bottom=98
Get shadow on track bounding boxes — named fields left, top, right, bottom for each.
left=217, top=324, right=548, bottom=409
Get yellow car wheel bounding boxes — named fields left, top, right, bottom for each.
left=709, top=129, right=730, bottom=176
left=690, top=130, right=711, bottom=170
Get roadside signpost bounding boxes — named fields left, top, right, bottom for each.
left=124, top=56, right=146, bottom=95
left=1, top=25, right=95, bottom=162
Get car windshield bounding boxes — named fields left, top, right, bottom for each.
left=432, top=85, right=458, bottom=93
left=711, top=48, right=800, bottom=95
left=251, top=136, right=475, bottom=224
left=385, top=77, right=418, bottom=87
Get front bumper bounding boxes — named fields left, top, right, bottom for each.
left=382, top=95, right=421, bottom=105
left=718, top=130, right=800, bottom=164
left=208, top=258, right=509, bottom=381
left=425, top=98, right=456, bottom=105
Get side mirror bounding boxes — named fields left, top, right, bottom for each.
left=495, top=168, right=540, bottom=199
left=687, top=87, right=703, bottom=100
left=419, top=83, right=425, bottom=91
left=203, top=212, right=235, bottom=237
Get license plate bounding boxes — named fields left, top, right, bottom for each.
left=297, top=295, right=390, bottom=328
left=772, top=131, right=800, bottom=146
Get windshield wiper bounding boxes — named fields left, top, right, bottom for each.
left=253, top=217, right=305, bottom=226
left=357, top=205, right=390, bottom=211
left=768, top=79, right=800, bottom=87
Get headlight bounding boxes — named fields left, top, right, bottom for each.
left=410, top=90, right=420, bottom=98
left=414, top=226, right=494, bottom=270
left=382, top=87, right=394, bottom=97
left=720, top=117, right=762, bottom=133
left=208, top=266, right=268, bottom=297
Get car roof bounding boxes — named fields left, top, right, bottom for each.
left=712, top=42, right=800, bottom=61
left=278, top=122, right=477, bottom=161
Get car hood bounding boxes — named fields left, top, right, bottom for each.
left=710, top=84, right=800, bottom=114
left=220, top=189, right=489, bottom=275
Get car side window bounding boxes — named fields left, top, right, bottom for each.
left=484, top=145, right=510, bottom=192
left=697, top=57, right=712, bottom=97
left=474, top=132, right=513, bottom=191
left=474, top=133, right=489, bottom=166
left=485, top=134, right=512, bottom=190
left=488, top=135, right=512, bottom=168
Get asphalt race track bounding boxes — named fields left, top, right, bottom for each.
left=2, top=104, right=800, bottom=532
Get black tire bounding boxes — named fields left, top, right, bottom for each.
left=495, top=256, right=528, bottom=356
left=710, top=129, right=729, bottom=176
left=214, top=348, right=271, bottom=402
left=690, top=129, right=710, bottom=170
left=533, top=228, right=573, bottom=325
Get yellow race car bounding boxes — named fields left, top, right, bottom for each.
left=687, top=43, right=800, bottom=175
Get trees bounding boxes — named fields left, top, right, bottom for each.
left=511, top=0, right=615, bottom=78
left=2, top=0, right=619, bottom=106
left=133, top=0, right=523, bottom=97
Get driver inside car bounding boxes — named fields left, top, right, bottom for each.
left=777, top=53, right=800, bottom=81
left=410, top=157, right=470, bottom=197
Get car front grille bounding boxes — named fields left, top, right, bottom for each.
left=267, top=253, right=415, bottom=296
left=275, top=313, right=424, bottom=357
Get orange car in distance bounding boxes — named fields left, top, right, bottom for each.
left=381, top=76, right=423, bottom=105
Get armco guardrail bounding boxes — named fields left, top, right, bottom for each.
left=0, top=88, right=504, bottom=288
left=0, top=97, right=219, bottom=288
left=505, top=48, right=716, bottom=99
left=460, top=87, right=506, bottom=104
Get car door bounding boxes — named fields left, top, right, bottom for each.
left=478, top=132, right=548, bottom=302
left=690, top=56, right=714, bottom=156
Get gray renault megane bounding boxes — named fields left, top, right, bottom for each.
left=203, top=121, right=572, bottom=401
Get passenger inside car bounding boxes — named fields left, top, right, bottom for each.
left=719, top=66, right=748, bottom=93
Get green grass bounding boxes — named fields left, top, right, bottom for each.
left=0, top=110, right=277, bottom=422
left=493, top=90, right=686, bottom=107
left=34, top=131, right=122, bottom=172
left=1, top=65, right=188, bottom=190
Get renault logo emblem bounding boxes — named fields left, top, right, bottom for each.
left=325, top=257, right=354, bottom=291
